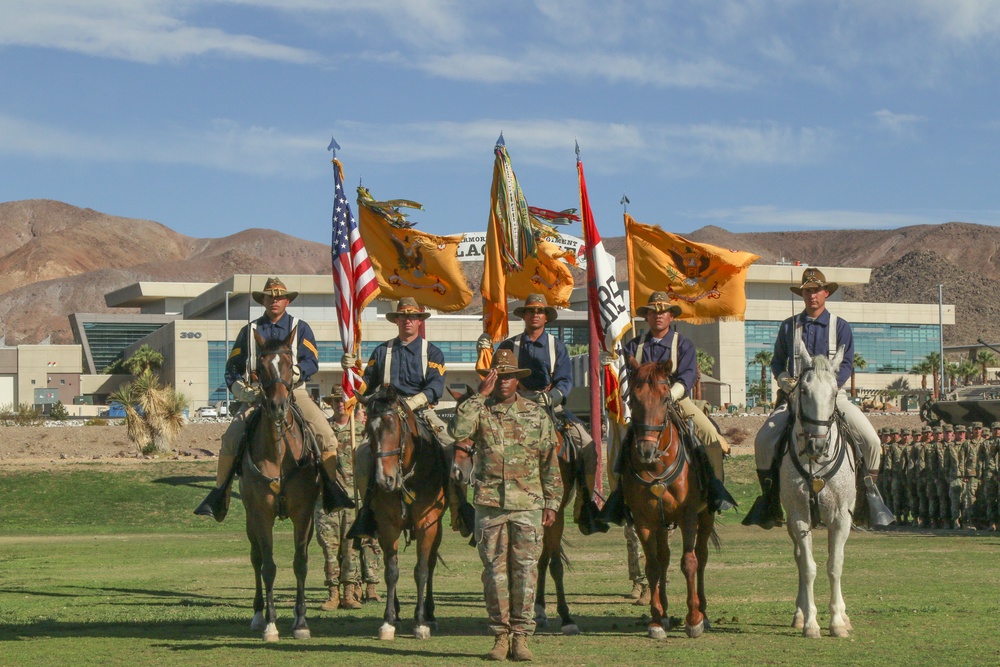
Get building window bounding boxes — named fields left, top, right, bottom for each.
left=207, top=341, right=228, bottom=403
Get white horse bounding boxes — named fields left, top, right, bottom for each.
left=780, top=341, right=855, bottom=639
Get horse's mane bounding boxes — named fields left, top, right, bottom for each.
left=632, top=361, right=673, bottom=386
left=807, top=353, right=837, bottom=377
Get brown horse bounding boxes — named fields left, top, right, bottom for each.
left=358, top=385, right=447, bottom=641
left=623, top=359, right=718, bottom=640
left=241, top=327, right=320, bottom=642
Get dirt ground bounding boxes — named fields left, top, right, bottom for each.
left=0, top=411, right=928, bottom=469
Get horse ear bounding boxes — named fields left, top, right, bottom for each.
left=795, top=337, right=813, bottom=371
left=284, top=325, right=298, bottom=347
left=448, top=383, right=472, bottom=402
left=355, top=390, right=371, bottom=406
left=254, top=329, right=266, bottom=348
left=385, top=385, right=398, bottom=403
left=832, top=344, right=846, bottom=370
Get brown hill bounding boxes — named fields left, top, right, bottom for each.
left=2, top=200, right=999, bottom=347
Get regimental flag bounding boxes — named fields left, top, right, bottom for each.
left=331, top=155, right=379, bottom=401
left=480, top=138, right=537, bottom=370
left=356, top=187, right=472, bottom=312
left=504, top=237, right=575, bottom=308
left=625, top=214, right=759, bottom=323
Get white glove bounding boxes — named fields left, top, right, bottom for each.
left=404, top=393, right=429, bottom=412
left=476, top=333, right=493, bottom=351
left=232, top=380, right=260, bottom=403
left=669, top=382, right=686, bottom=402
left=291, top=365, right=301, bottom=384
left=778, top=372, right=797, bottom=395
left=341, top=353, right=357, bottom=371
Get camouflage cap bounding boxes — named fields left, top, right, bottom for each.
left=943, top=424, right=954, bottom=433
left=922, top=425, right=932, bottom=433
left=877, top=427, right=886, bottom=435
left=889, top=427, right=899, bottom=434
left=992, top=421, right=1000, bottom=429
left=932, top=426, right=943, bottom=434
left=911, top=428, right=922, bottom=436
left=955, top=425, right=966, bottom=432
left=972, top=421, right=984, bottom=429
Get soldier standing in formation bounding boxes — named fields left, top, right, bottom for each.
left=983, top=423, right=1000, bottom=531
left=350, top=404, right=383, bottom=602
left=315, top=388, right=364, bottom=610
left=891, top=428, right=912, bottom=524
left=449, top=349, right=562, bottom=662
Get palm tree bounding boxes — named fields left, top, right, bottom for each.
left=910, top=359, right=933, bottom=392
left=851, top=353, right=867, bottom=399
left=752, top=350, right=773, bottom=404
left=125, top=344, right=164, bottom=376
left=925, top=351, right=942, bottom=400
left=944, top=361, right=960, bottom=393
left=694, top=350, right=715, bottom=401
left=976, top=349, right=997, bottom=385
left=956, top=359, right=977, bottom=387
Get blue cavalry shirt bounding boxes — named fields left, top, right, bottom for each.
left=770, top=309, right=854, bottom=389
left=622, top=330, right=698, bottom=397
left=361, top=336, right=446, bottom=405
left=225, top=313, right=319, bottom=387
left=497, top=331, right=572, bottom=396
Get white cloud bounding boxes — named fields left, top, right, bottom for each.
left=0, top=114, right=833, bottom=176
left=872, top=109, right=926, bottom=137
left=0, top=0, right=319, bottom=64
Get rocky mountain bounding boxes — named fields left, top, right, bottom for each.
left=1, top=199, right=998, bottom=346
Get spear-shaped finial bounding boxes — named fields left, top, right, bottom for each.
left=496, top=132, right=505, bottom=148
left=575, top=139, right=581, bottom=163
left=620, top=193, right=630, bottom=213
left=327, top=136, right=341, bottom=158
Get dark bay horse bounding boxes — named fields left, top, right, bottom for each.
left=358, top=385, right=447, bottom=641
left=241, top=327, right=320, bottom=642
left=623, top=359, right=718, bottom=640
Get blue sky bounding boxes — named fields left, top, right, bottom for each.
left=2, top=1, right=1000, bottom=244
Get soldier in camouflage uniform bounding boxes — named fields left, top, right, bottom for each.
left=349, top=405, right=383, bottom=602
left=925, top=426, right=945, bottom=528
left=945, top=425, right=965, bottom=530
left=449, top=348, right=562, bottom=662
left=315, top=388, right=364, bottom=610
left=877, top=428, right=890, bottom=499
left=624, top=522, right=648, bottom=604
left=907, top=426, right=930, bottom=527
left=891, top=429, right=912, bottom=524
left=957, top=422, right=984, bottom=529
left=983, top=422, right=1000, bottom=531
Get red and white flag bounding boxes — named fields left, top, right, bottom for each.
left=330, top=149, right=379, bottom=401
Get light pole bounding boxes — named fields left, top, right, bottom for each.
left=225, top=290, right=232, bottom=417
left=938, top=284, right=945, bottom=400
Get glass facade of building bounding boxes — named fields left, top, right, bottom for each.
left=208, top=341, right=228, bottom=404
left=82, top=322, right=167, bottom=372
left=745, top=320, right=941, bottom=403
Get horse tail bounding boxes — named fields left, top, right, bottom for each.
left=558, top=538, right=573, bottom=572
left=709, top=527, right=722, bottom=553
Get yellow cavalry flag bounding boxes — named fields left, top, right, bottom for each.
left=504, top=237, right=575, bottom=308
left=356, top=188, right=472, bottom=312
left=625, top=214, right=759, bottom=323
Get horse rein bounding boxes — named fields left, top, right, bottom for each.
left=368, top=399, right=418, bottom=499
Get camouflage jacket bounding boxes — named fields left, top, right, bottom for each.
left=889, top=443, right=907, bottom=473
left=985, top=438, right=1000, bottom=476
left=331, top=419, right=364, bottom=489
left=925, top=442, right=945, bottom=477
left=958, top=440, right=979, bottom=478
left=907, top=442, right=927, bottom=475
left=449, top=393, right=562, bottom=512
left=944, top=443, right=962, bottom=481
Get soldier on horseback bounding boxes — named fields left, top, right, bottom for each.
left=602, top=291, right=735, bottom=521
left=342, top=297, right=469, bottom=535
left=492, top=293, right=602, bottom=532
left=194, top=277, right=343, bottom=521
left=744, top=268, right=884, bottom=529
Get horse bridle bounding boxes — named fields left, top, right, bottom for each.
left=257, top=346, right=295, bottom=440
left=368, top=399, right=418, bottom=495
left=792, top=372, right=837, bottom=460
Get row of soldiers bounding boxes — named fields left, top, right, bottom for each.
left=878, top=422, right=1000, bottom=530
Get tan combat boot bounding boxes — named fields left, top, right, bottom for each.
left=340, top=583, right=362, bottom=610
left=626, top=581, right=643, bottom=600
left=634, top=583, right=651, bottom=606
left=320, top=585, right=340, bottom=611
left=486, top=633, right=510, bottom=661
left=364, top=582, right=381, bottom=602
left=510, top=634, right=534, bottom=662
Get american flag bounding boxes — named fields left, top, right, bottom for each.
left=331, top=156, right=379, bottom=399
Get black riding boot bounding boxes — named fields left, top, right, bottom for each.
left=347, top=457, right=379, bottom=540
left=597, top=484, right=631, bottom=526
left=742, top=469, right=783, bottom=529
left=194, top=486, right=230, bottom=523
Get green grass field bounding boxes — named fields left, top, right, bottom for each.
left=1, top=456, right=998, bottom=666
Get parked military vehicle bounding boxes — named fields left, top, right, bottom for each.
left=925, top=339, right=1000, bottom=426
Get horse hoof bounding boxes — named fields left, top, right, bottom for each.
left=791, top=614, right=804, bottom=630
left=830, top=624, right=849, bottom=638
left=378, top=623, right=396, bottom=641
left=414, top=625, right=431, bottom=640
left=250, top=612, right=264, bottom=631
left=647, top=624, right=667, bottom=640
left=263, top=622, right=279, bottom=642
left=561, top=624, right=580, bottom=636
left=803, top=626, right=820, bottom=639
left=685, top=620, right=705, bottom=638
left=843, top=616, right=853, bottom=632
left=293, top=628, right=311, bottom=640
left=703, top=618, right=712, bottom=631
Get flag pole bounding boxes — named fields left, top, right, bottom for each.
left=578, top=142, right=603, bottom=501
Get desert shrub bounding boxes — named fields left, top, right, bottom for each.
left=84, top=417, right=109, bottom=426
left=0, top=403, right=46, bottom=426
left=49, top=401, right=70, bottom=421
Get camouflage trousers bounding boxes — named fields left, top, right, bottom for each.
left=948, top=480, right=964, bottom=524
left=625, top=521, right=645, bottom=585
left=475, top=506, right=543, bottom=637
left=928, top=479, right=949, bottom=524
left=983, top=476, right=999, bottom=525
left=961, top=478, right=980, bottom=526
left=908, top=479, right=928, bottom=523
left=890, top=475, right=907, bottom=518
left=359, top=536, right=382, bottom=584
left=314, top=506, right=359, bottom=586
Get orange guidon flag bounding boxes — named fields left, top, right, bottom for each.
left=625, top=214, right=759, bottom=323
left=505, top=239, right=575, bottom=308
left=356, top=188, right=472, bottom=312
